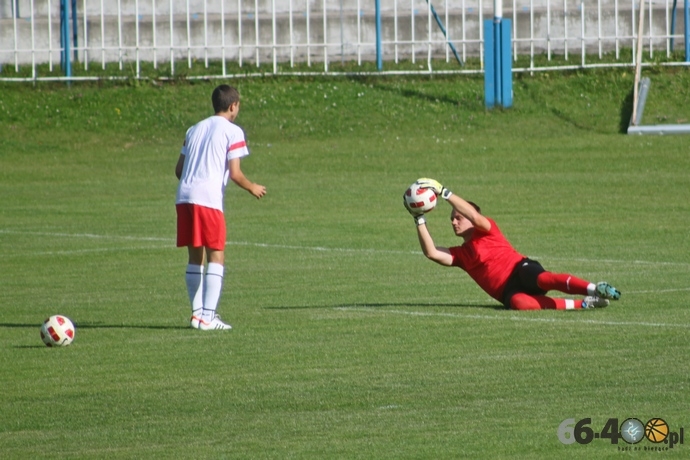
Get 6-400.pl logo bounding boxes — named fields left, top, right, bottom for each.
left=558, top=417, right=685, bottom=450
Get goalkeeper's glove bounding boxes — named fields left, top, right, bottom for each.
left=403, top=195, right=426, bottom=226
left=416, top=178, right=453, bottom=200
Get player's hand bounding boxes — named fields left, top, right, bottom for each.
left=403, top=195, right=424, bottom=217
left=403, top=196, right=427, bottom=225
left=249, top=183, right=266, bottom=199
left=416, top=178, right=443, bottom=194
left=416, top=178, right=453, bottom=200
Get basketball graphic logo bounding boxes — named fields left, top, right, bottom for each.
left=645, top=418, right=669, bottom=443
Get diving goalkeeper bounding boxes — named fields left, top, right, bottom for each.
left=405, top=178, right=621, bottom=310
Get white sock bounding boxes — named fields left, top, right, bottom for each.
left=185, top=264, right=204, bottom=317
left=202, top=263, right=224, bottom=322
left=586, top=283, right=596, bottom=296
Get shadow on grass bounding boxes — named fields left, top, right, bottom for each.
left=265, top=302, right=502, bottom=310
left=0, top=323, right=189, bottom=330
left=6, top=323, right=201, bottom=348
left=619, top=85, right=635, bottom=133
left=368, top=81, right=484, bottom=110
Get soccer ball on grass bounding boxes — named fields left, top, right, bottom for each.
left=403, top=182, right=437, bottom=214
left=40, top=315, right=75, bottom=347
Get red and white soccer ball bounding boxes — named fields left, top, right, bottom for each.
left=404, top=182, right=438, bottom=214
left=40, top=315, right=75, bottom=347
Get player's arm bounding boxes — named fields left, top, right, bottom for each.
left=228, top=157, right=266, bottom=199
left=416, top=178, right=491, bottom=233
left=416, top=220, right=453, bottom=266
left=175, top=154, right=185, bottom=180
left=446, top=194, right=491, bottom=233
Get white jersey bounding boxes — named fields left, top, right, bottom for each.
left=175, top=115, right=249, bottom=211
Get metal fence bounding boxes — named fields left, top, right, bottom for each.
left=1, top=0, right=688, bottom=81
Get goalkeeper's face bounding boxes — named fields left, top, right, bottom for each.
left=450, top=210, right=474, bottom=237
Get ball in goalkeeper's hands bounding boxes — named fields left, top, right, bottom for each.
left=415, top=178, right=444, bottom=195
left=416, top=177, right=453, bottom=200
left=403, top=182, right=437, bottom=214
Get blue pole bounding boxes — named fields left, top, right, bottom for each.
left=685, top=0, right=689, bottom=61
left=424, top=0, right=463, bottom=65
left=500, top=19, right=512, bottom=107
left=484, top=18, right=512, bottom=108
left=671, top=0, right=677, bottom=51
left=60, top=0, right=72, bottom=77
left=375, top=0, right=382, bottom=70
left=484, top=20, right=495, bottom=108
left=493, top=18, right=502, bottom=106
left=60, top=0, right=66, bottom=70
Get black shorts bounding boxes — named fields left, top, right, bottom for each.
left=501, top=258, right=547, bottom=308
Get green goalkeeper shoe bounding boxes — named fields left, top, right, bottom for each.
left=596, top=282, right=622, bottom=300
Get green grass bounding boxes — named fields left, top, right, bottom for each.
left=1, top=68, right=689, bottom=459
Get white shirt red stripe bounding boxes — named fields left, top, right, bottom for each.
left=176, top=115, right=249, bottom=211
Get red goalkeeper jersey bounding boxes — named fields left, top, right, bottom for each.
left=448, top=218, right=525, bottom=302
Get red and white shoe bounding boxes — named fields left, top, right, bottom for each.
left=197, top=315, right=233, bottom=331
left=190, top=315, right=202, bottom=329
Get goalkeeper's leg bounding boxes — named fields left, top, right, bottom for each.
left=510, top=293, right=584, bottom=310
left=536, top=272, right=620, bottom=300
left=536, top=272, right=591, bottom=296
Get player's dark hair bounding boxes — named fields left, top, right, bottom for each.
left=467, top=201, right=481, bottom=213
left=212, top=85, right=240, bottom=113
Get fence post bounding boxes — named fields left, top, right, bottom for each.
left=376, top=0, right=382, bottom=70
left=684, top=0, right=690, bottom=62
left=72, top=0, right=78, bottom=63
left=501, top=19, right=512, bottom=107
left=484, top=0, right=512, bottom=108
left=484, top=20, right=495, bottom=107
left=60, top=0, right=72, bottom=78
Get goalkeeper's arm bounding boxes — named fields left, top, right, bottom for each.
left=446, top=194, right=492, bottom=233
left=416, top=222, right=453, bottom=266
left=416, top=177, right=492, bottom=233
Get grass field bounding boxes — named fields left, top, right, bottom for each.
left=1, top=68, right=689, bottom=459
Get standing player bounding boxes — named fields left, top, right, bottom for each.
left=175, top=85, right=266, bottom=330
left=405, top=178, right=621, bottom=310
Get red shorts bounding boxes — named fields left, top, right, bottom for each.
left=176, top=203, right=226, bottom=250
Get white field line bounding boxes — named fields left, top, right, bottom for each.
left=625, top=287, right=690, bottom=294
left=529, top=255, right=690, bottom=268
left=336, top=307, right=690, bottom=329
left=3, top=229, right=690, bottom=300
left=2, top=229, right=690, bottom=269
left=0, top=229, right=420, bottom=255
left=226, top=240, right=419, bottom=255
left=20, top=246, right=172, bottom=256
left=0, top=230, right=171, bottom=242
